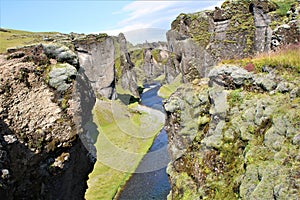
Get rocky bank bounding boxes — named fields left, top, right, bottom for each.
left=0, top=0, right=299, bottom=199
left=167, top=0, right=300, bottom=81
left=165, top=65, right=300, bottom=199
left=0, top=43, right=96, bottom=199
left=164, top=0, right=300, bottom=199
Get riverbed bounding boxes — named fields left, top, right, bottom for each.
left=117, top=83, right=171, bottom=200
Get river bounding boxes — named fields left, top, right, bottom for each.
left=117, top=83, right=171, bottom=200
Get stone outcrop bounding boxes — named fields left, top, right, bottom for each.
left=128, top=41, right=181, bottom=85
left=0, top=44, right=96, bottom=199
left=116, top=33, right=139, bottom=98
left=164, top=65, right=300, bottom=199
left=164, top=0, right=300, bottom=199
left=166, top=0, right=296, bottom=81
left=74, top=34, right=117, bottom=99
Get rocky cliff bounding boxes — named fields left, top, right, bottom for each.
left=167, top=0, right=300, bottom=81
left=165, top=64, right=300, bottom=199
left=114, top=33, right=140, bottom=98
left=127, top=41, right=181, bottom=86
left=164, top=0, right=300, bottom=199
left=74, top=34, right=117, bottom=99
left=0, top=43, right=96, bottom=199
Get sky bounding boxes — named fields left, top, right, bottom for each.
left=0, top=0, right=224, bottom=43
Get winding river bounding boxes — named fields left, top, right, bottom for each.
left=117, top=83, right=171, bottom=200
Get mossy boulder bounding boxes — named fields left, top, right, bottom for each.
left=165, top=64, right=300, bottom=199
left=48, top=63, right=77, bottom=91
left=42, top=43, right=79, bottom=67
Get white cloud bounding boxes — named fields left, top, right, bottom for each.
left=97, top=0, right=225, bottom=38
left=119, top=1, right=177, bottom=26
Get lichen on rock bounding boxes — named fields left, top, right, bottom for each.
left=0, top=43, right=95, bottom=199
left=164, top=64, right=300, bottom=199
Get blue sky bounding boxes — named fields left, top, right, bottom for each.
left=0, top=1, right=223, bottom=42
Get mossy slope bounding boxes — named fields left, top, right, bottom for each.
left=86, top=100, right=164, bottom=200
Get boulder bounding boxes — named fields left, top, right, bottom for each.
left=42, top=43, right=79, bottom=67
left=48, top=63, right=77, bottom=91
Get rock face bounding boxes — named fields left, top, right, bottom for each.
left=0, top=44, right=96, bottom=199
left=48, top=63, right=77, bottom=91
left=128, top=41, right=181, bottom=85
left=74, top=34, right=117, bottom=99
left=116, top=33, right=139, bottom=97
left=164, top=65, right=300, bottom=199
left=166, top=0, right=294, bottom=81
left=164, top=0, right=300, bottom=199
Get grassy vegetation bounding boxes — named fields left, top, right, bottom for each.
left=85, top=99, right=164, bottom=200
left=221, top=44, right=300, bottom=73
left=113, top=38, right=122, bottom=80
left=271, top=0, right=297, bottom=17
left=228, top=89, right=243, bottom=107
left=158, top=74, right=183, bottom=99
left=0, top=29, right=59, bottom=53
left=130, top=48, right=144, bottom=67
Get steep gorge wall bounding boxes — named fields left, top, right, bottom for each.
left=164, top=0, right=300, bottom=199
left=74, top=34, right=117, bottom=99
left=167, top=0, right=299, bottom=81
left=165, top=66, right=300, bottom=199
left=0, top=44, right=96, bottom=199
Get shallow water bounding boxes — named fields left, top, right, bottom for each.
left=117, top=83, right=170, bottom=200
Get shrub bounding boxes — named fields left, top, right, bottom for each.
left=243, top=62, right=256, bottom=72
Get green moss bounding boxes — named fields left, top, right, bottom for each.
left=151, top=49, right=160, bottom=61
left=227, top=12, right=255, bottom=55
left=74, top=33, right=108, bottom=46
left=86, top=100, right=164, bottom=200
left=271, top=0, right=297, bottom=17
left=189, top=13, right=211, bottom=46
left=223, top=40, right=236, bottom=44
left=61, top=97, right=68, bottom=110
left=173, top=172, right=199, bottom=200
left=130, top=48, right=144, bottom=67
left=228, top=89, right=243, bottom=107
left=171, top=12, right=212, bottom=46
left=158, top=74, right=183, bottom=99
left=113, top=39, right=122, bottom=80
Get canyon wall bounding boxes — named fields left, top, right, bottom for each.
left=164, top=0, right=300, bottom=199
left=0, top=43, right=96, bottom=199
left=167, top=0, right=299, bottom=81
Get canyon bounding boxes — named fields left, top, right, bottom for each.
left=0, top=0, right=300, bottom=199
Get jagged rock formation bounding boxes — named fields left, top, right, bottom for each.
left=115, top=33, right=139, bottom=98
left=0, top=44, right=96, bottom=199
left=167, top=0, right=299, bottom=81
left=165, top=65, right=300, bottom=199
left=127, top=42, right=181, bottom=85
left=164, top=0, right=300, bottom=199
left=74, top=34, right=117, bottom=99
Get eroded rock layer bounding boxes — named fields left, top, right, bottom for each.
left=0, top=44, right=95, bottom=199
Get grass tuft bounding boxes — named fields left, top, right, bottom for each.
left=221, top=43, right=300, bottom=73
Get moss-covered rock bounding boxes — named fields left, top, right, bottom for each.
left=42, top=43, right=79, bottom=67
left=0, top=44, right=94, bottom=199
left=164, top=64, right=300, bottom=199
left=48, top=63, right=77, bottom=91
left=167, top=0, right=299, bottom=83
